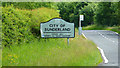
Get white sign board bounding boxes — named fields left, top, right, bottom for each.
left=40, top=18, right=75, bottom=38
left=80, top=15, right=84, bottom=21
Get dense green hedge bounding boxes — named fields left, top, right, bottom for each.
left=2, top=7, right=33, bottom=47
left=31, top=7, right=59, bottom=27
left=2, top=7, right=60, bottom=47
left=2, top=2, right=58, bottom=10
left=30, top=7, right=59, bottom=36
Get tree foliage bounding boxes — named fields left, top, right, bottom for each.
left=2, top=2, right=119, bottom=26
left=94, top=2, right=111, bottom=26
left=2, top=2, right=58, bottom=10
left=79, top=3, right=96, bottom=26
left=57, top=2, right=88, bottom=27
left=58, top=2, right=119, bottom=27
left=2, top=2, right=119, bottom=47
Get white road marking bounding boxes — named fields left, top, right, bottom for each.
left=97, top=47, right=109, bottom=64
left=97, top=32, right=116, bottom=44
left=82, top=32, right=109, bottom=64
left=115, top=32, right=118, bottom=35
left=82, top=33, right=87, bottom=39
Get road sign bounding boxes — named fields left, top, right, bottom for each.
left=80, top=15, right=84, bottom=21
left=40, top=18, right=75, bottom=38
left=79, top=15, right=84, bottom=35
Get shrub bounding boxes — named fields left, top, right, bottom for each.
left=2, top=7, right=60, bottom=47
left=2, top=7, right=33, bottom=47
left=31, top=7, right=59, bottom=27
left=30, top=7, right=60, bottom=36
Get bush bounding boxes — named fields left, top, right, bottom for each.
left=2, top=7, right=33, bottom=47
left=2, top=7, right=60, bottom=47
left=30, top=7, right=60, bottom=36
left=2, top=2, right=58, bottom=10
left=31, top=7, right=59, bottom=27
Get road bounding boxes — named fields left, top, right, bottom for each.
left=82, top=30, right=119, bottom=67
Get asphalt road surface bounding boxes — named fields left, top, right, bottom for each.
left=82, top=30, right=119, bottom=67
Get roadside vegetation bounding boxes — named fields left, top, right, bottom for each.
left=2, top=3, right=103, bottom=66
left=83, top=25, right=120, bottom=34
left=2, top=2, right=119, bottom=66
left=2, top=2, right=119, bottom=30
left=2, top=30, right=102, bottom=66
left=58, top=2, right=119, bottom=27
left=2, top=6, right=59, bottom=47
left=0, top=49, right=1, bottom=67
left=0, top=21, right=1, bottom=67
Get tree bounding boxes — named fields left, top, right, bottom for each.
left=57, top=2, right=88, bottom=27
left=79, top=3, right=97, bottom=26
left=94, top=2, right=112, bottom=26
left=110, top=2, right=119, bottom=26
left=2, top=2, right=58, bottom=10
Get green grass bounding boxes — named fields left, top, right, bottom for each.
left=106, top=26, right=120, bottom=34
left=83, top=25, right=106, bottom=30
left=83, top=25, right=120, bottom=34
left=2, top=30, right=103, bottom=66
left=0, top=48, right=1, bottom=67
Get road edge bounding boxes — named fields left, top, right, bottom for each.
left=82, top=33, right=109, bottom=64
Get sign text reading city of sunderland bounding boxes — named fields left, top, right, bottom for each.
left=40, top=18, right=75, bottom=38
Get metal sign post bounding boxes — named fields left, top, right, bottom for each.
left=79, top=15, right=84, bottom=35
left=67, top=38, right=69, bottom=45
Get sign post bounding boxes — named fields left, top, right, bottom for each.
left=79, top=15, right=84, bottom=35
left=67, top=38, right=69, bottom=45
left=40, top=18, right=75, bottom=45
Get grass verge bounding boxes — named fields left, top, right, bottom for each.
left=0, top=48, right=1, bottom=67
left=2, top=30, right=103, bottom=66
left=83, top=25, right=120, bottom=34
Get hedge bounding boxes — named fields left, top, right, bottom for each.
left=2, top=7, right=60, bottom=47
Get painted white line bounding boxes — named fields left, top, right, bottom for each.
left=97, top=47, right=108, bottom=64
left=82, top=33, right=87, bottom=39
left=82, top=32, right=109, bottom=64
left=115, top=32, right=118, bottom=35
left=97, top=32, right=116, bottom=43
